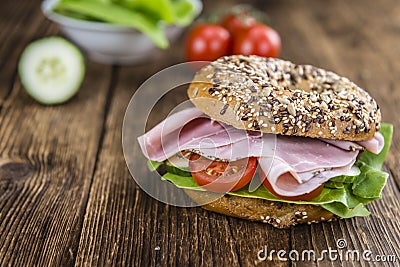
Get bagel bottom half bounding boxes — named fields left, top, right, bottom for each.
left=184, top=189, right=336, bottom=228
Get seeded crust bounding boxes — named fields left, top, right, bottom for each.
left=184, top=189, right=336, bottom=228
left=188, top=55, right=381, bottom=141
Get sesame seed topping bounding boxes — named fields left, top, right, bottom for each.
left=220, top=104, right=229, bottom=115
left=197, top=55, right=380, bottom=139
left=191, top=87, right=198, bottom=98
left=287, top=102, right=296, bottom=116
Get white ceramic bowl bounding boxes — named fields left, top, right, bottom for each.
left=41, top=0, right=202, bottom=65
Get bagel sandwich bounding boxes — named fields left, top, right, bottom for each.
left=138, top=55, right=393, bottom=228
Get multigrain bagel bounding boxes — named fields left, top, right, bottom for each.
left=183, top=55, right=382, bottom=227
left=188, top=55, right=381, bottom=141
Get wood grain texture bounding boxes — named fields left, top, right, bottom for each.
left=0, top=1, right=47, bottom=103
left=271, top=0, right=400, bottom=186
left=0, top=0, right=399, bottom=266
left=0, top=0, right=113, bottom=265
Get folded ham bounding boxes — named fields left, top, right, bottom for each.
left=138, top=107, right=384, bottom=196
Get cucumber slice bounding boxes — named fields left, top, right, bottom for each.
left=18, top=37, right=85, bottom=105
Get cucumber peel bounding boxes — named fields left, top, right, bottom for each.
left=18, top=37, right=85, bottom=105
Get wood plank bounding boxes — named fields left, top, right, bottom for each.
left=0, top=0, right=38, bottom=54
left=270, top=1, right=400, bottom=266
left=289, top=172, right=400, bottom=267
left=0, top=0, right=399, bottom=266
left=0, top=1, right=52, bottom=104
left=74, top=0, right=243, bottom=264
left=0, top=69, right=113, bottom=265
left=74, top=55, right=241, bottom=266
left=277, top=0, right=400, bottom=186
left=73, top=67, right=137, bottom=266
left=0, top=0, right=113, bottom=265
left=0, top=68, right=113, bottom=265
left=76, top=0, right=400, bottom=266
left=335, top=0, right=400, bottom=186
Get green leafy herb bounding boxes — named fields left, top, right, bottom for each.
left=147, top=160, right=163, bottom=171
left=165, top=162, right=192, bottom=177
left=329, top=174, right=357, bottom=184
left=358, top=123, right=393, bottom=170
left=324, top=181, right=345, bottom=189
left=54, top=0, right=198, bottom=48
left=321, top=203, right=370, bottom=218
left=162, top=172, right=202, bottom=188
left=352, top=163, right=388, bottom=198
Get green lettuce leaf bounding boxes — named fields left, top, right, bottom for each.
left=352, top=164, right=388, bottom=198
left=162, top=172, right=203, bottom=188
left=358, top=123, right=393, bottom=170
left=329, top=174, right=357, bottom=184
left=349, top=123, right=393, bottom=198
left=162, top=174, right=374, bottom=206
left=55, top=0, right=169, bottom=48
left=115, top=0, right=176, bottom=23
left=54, top=0, right=199, bottom=48
left=161, top=172, right=375, bottom=218
left=147, top=160, right=163, bottom=171
left=321, top=203, right=370, bottom=218
left=150, top=123, right=393, bottom=218
left=324, top=181, right=345, bottom=189
left=118, top=0, right=196, bottom=26
left=170, top=0, right=197, bottom=26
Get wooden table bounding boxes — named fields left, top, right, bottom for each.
left=1, top=0, right=399, bottom=266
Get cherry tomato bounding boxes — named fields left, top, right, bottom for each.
left=260, top=170, right=323, bottom=201
left=220, top=13, right=256, bottom=36
left=185, top=24, right=231, bottom=62
left=189, top=154, right=257, bottom=192
left=232, top=23, right=281, bottom=58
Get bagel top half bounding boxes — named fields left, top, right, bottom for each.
left=187, top=55, right=381, bottom=141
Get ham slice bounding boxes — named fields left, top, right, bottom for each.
left=320, top=139, right=364, bottom=152
left=138, top=107, right=204, bottom=161
left=257, top=156, right=357, bottom=196
left=138, top=108, right=258, bottom=162
left=357, top=132, right=384, bottom=154
left=197, top=136, right=358, bottom=196
left=138, top=107, right=383, bottom=196
left=321, top=132, right=384, bottom=155
left=194, top=135, right=358, bottom=172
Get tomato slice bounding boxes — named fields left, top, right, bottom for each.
left=260, top=169, right=323, bottom=201
left=189, top=154, right=257, bottom=192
